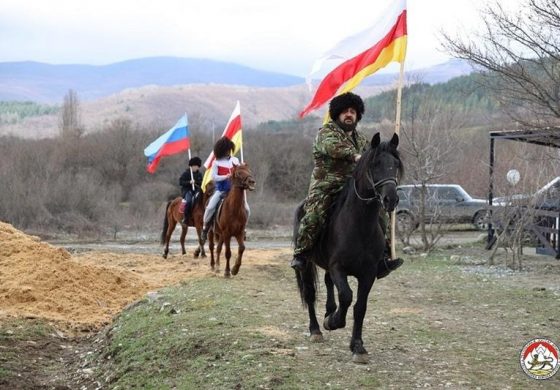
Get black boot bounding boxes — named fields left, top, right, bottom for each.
left=376, top=257, right=404, bottom=279
left=377, top=239, right=404, bottom=279
left=182, top=211, right=189, bottom=225
left=290, top=253, right=307, bottom=272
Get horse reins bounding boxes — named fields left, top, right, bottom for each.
left=232, top=168, right=253, bottom=190
left=353, top=176, right=397, bottom=203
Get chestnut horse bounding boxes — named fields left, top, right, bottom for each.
left=161, top=191, right=206, bottom=259
left=208, top=163, right=256, bottom=277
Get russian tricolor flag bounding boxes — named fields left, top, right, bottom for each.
left=144, top=114, right=190, bottom=173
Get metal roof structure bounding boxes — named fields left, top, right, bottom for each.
left=489, top=127, right=560, bottom=149
left=488, top=126, right=560, bottom=258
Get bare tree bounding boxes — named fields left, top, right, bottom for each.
left=396, top=79, right=467, bottom=251
left=442, top=0, right=560, bottom=127
left=59, top=89, right=84, bottom=139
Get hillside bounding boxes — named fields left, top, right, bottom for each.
left=0, top=57, right=476, bottom=138
left=0, top=83, right=387, bottom=138
left=363, top=73, right=502, bottom=126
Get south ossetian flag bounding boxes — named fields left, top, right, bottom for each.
left=300, top=0, right=407, bottom=118
left=201, top=101, right=243, bottom=192
left=144, top=114, right=190, bottom=173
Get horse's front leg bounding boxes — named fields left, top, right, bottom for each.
left=195, top=226, right=206, bottom=258
left=223, top=237, right=232, bottom=278
left=350, top=275, right=375, bottom=364
left=215, top=234, right=224, bottom=273
left=324, top=272, right=337, bottom=318
left=180, top=226, right=187, bottom=255
left=209, top=232, right=216, bottom=270
left=323, top=270, right=352, bottom=331
left=231, top=233, right=245, bottom=276
left=163, top=221, right=176, bottom=259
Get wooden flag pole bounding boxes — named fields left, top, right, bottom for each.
left=186, top=112, right=195, bottom=192
left=391, top=60, right=405, bottom=259
left=236, top=101, right=248, bottom=207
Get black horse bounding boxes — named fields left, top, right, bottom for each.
left=294, top=132, right=403, bottom=364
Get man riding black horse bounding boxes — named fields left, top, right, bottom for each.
left=291, top=92, right=404, bottom=276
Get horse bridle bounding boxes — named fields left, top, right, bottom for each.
left=232, top=168, right=254, bottom=190
left=353, top=173, right=398, bottom=203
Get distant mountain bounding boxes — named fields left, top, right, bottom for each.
left=361, top=59, right=474, bottom=86
left=0, top=57, right=473, bottom=103
left=0, top=57, right=305, bottom=102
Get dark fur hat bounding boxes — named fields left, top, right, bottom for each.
left=188, top=157, right=202, bottom=167
left=329, top=92, right=365, bottom=122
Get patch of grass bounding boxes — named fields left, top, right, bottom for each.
left=0, top=318, right=54, bottom=341
left=83, top=252, right=560, bottom=389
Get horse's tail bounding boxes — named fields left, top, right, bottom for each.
left=161, top=200, right=172, bottom=245
left=292, top=200, right=305, bottom=247
left=295, top=262, right=318, bottom=309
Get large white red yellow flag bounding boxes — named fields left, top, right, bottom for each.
left=201, top=101, right=243, bottom=192
left=300, top=0, right=407, bottom=118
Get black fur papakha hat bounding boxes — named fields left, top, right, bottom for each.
left=329, top=92, right=365, bottom=122
left=188, top=157, right=202, bottom=167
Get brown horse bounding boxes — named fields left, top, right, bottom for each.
left=208, top=163, right=256, bottom=277
left=161, top=191, right=206, bottom=259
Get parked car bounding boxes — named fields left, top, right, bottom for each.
left=396, top=184, right=489, bottom=231
left=495, top=176, right=560, bottom=210
left=491, top=177, right=560, bottom=248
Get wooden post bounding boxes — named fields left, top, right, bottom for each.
left=391, top=61, right=405, bottom=259
left=186, top=112, right=195, bottom=192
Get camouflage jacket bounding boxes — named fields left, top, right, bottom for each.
left=310, top=121, right=368, bottom=189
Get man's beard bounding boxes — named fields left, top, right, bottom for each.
left=336, top=119, right=357, bottom=132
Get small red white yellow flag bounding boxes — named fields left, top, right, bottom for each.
left=300, top=0, right=407, bottom=118
left=201, top=101, right=243, bottom=192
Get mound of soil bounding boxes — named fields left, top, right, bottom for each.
left=0, top=222, right=151, bottom=330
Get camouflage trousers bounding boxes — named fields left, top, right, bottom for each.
left=294, top=180, right=391, bottom=255
left=294, top=198, right=333, bottom=255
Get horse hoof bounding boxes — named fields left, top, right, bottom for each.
left=162, top=254, right=167, bottom=259
left=232, top=265, right=240, bottom=275
left=310, top=333, right=324, bottom=343
left=201, top=254, right=207, bottom=258
left=224, top=271, right=231, bottom=278
left=323, top=317, right=332, bottom=331
left=352, top=353, right=369, bottom=364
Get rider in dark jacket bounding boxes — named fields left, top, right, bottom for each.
left=179, top=157, right=203, bottom=225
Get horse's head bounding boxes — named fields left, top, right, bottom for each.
left=231, top=163, right=256, bottom=191
left=353, top=132, right=403, bottom=212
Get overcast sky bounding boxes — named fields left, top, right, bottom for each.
left=0, top=0, right=524, bottom=76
